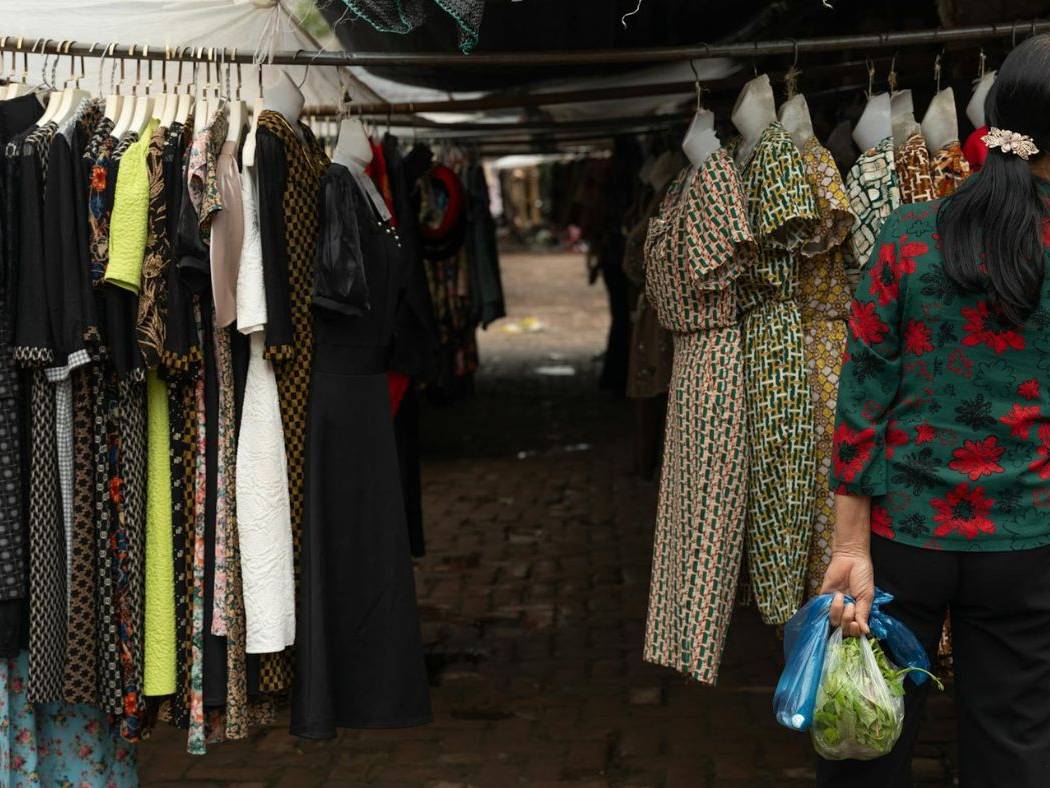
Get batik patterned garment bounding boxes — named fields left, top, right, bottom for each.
left=64, top=366, right=98, bottom=705
left=642, top=150, right=756, bottom=684
left=895, top=132, right=936, bottom=205
left=255, top=111, right=328, bottom=691
left=845, top=138, right=901, bottom=272
left=136, top=124, right=173, bottom=367
left=930, top=141, right=972, bottom=198
left=213, top=319, right=248, bottom=740
left=832, top=195, right=1050, bottom=551
left=734, top=123, right=820, bottom=626
left=798, top=138, right=856, bottom=597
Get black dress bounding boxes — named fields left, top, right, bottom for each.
left=291, top=163, right=431, bottom=739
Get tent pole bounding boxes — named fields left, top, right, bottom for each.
left=0, top=20, right=1046, bottom=68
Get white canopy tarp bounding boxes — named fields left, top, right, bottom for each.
left=0, top=0, right=374, bottom=105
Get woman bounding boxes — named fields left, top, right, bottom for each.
left=820, top=36, right=1050, bottom=786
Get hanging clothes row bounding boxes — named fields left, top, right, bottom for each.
left=641, top=63, right=986, bottom=686
left=0, top=54, right=508, bottom=776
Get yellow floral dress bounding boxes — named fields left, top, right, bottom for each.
left=798, top=138, right=856, bottom=596
left=734, top=123, right=820, bottom=625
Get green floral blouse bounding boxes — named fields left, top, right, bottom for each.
left=831, top=194, right=1050, bottom=551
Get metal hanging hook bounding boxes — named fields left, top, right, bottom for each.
left=933, top=51, right=942, bottom=92
left=19, top=38, right=29, bottom=85
left=865, top=58, right=876, bottom=99
left=784, top=38, right=801, bottom=99
left=688, top=58, right=704, bottom=110
left=887, top=52, right=898, bottom=92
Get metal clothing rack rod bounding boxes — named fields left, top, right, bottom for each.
left=300, top=52, right=938, bottom=117
left=308, top=68, right=928, bottom=138
left=0, top=19, right=1046, bottom=68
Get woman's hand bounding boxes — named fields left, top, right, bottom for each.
left=821, top=549, right=874, bottom=638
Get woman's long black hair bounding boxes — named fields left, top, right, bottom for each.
left=937, top=35, right=1050, bottom=326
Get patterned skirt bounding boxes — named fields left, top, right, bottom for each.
left=644, top=326, right=748, bottom=685
left=802, top=318, right=847, bottom=597
left=741, top=300, right=815, bottom=625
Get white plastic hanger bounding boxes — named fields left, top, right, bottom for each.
left=731, top=73, right=777, bottom=167
left=777, top=45, right=815, bottom=151
left=128, top=48, right=155, bottom=137
left=921, top=54, right=959, bottom=153
left=261, top=67, right=305, bottom=137
left=224, top=51, right=247, bottom=146
left=35, top=41, right=63, bottom=125
left=111, top=46, right=138, bottom=138
left=853, top=60, right=893, bottom=151
left=966, top=50, right=996, bottom=129
left=47, top=42, right=88, bottom=127
left=157, top=50, right=178, bottom=128
left=4, top=38, right=33, bottom=100
left=194, top=48, right=213, bottom=133
left=681, top=61, right=720, bottom=167
left=100, top=44, right=124, bottom=124
left=173, top=49, right=195, bottom=127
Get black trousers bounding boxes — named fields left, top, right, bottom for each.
left=817, top=536, right=1050, bottom=788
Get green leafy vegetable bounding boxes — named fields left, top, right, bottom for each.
left=811, top=630, right=942, bottom=761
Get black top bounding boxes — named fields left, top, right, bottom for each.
left=383, top=135, right=438, bottom=381
left=312, top=163, right=405, bottom=375
left=255, top=128, right=295, bottom=354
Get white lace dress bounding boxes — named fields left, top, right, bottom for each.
left=235, top=166, right=296, bottom=653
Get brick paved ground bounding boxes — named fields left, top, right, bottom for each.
left=139, top=251, right=958, bottom=786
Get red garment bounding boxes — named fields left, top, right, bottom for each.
left=365, top=140, right=397, bottom=224
left=387, top=372, right=410, bottom=418
left=963, top=125, right=989, bottom=172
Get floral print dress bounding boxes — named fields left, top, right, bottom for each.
left=0, top=652, right=136, bottom=787
left=642, top=150, right=756, bottom=684
left=832, top=195, right=1050, bottom=551
left=797, top=138, right=856, bottom=596
left=733, top=123, right=820, bottom=625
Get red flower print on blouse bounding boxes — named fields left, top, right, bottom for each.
left=961, top=301, right=1026, bottom=354
left=868, top=243, right=901, bottom=305
left=1042, top=217, right=1050, bottom=248
left=897, top=236, right=927, bottom=273
left=931, top=483, right=996, bottom=539
left=903, top=320, right=933, bottom=356
left=1029, top=424, right=1050, bottom=480
left=832, top=423, right=876, bottom=483
left=947, top=348, right=974, bottom=378
left=871, top=505, right=895, bottom=539
left=949, top=436, right=1006, bottom=480
left=1019, top=379, right=1040, bottom=401
left=90, top=164, right=107, bottom=193
left=849, top=300, right=889, bottom=346
left=1000, top=403, right=1041, bottom=439
left=916, top=423, right=936, bottom=443
left=886, top=420, right=909, bottom=459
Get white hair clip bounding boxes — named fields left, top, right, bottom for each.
left=981, top=127, right=1040, bottom=160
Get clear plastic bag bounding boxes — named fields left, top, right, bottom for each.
left=811, top=627, right=905, bottom=761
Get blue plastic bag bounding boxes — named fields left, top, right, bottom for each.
left=773, top=587, right=931, bottom=731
